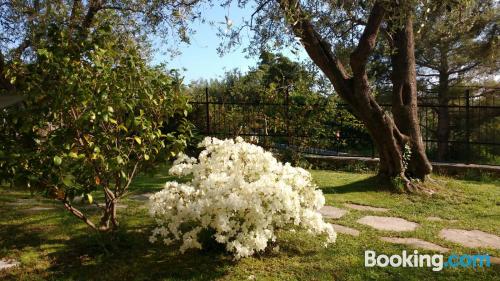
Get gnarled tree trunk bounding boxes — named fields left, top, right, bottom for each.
left=99, top=187, right=119, bottom=231
left=278, top=0, right=432, bottom=191
left=390, top=15, right=433, bottom=179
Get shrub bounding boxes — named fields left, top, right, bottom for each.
left=149, top=137, right=336, bottom=259
left=0, top=27, right=192, bottom=231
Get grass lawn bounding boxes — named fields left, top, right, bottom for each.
left=1, top=166, right=499, bottom=280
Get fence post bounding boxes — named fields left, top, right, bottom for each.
left=205, top=87, right=210, bottom=135
left=371, top=139, right=375, bottom=159
left=465, top=89, right=470, bottom=164
left=337, top=114, right=342, bottom=156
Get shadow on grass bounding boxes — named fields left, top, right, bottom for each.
left=0, top=199, right=232, bottom=281
left=128, top=165, right=192, bottom=194
left=0, top=216, right=64, bottom=252
left=321, top=175, right=393, bottom=194
left=47, top=229, right=234, bottom=281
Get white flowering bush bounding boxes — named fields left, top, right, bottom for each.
left=148, top=137, right=336, bottom=259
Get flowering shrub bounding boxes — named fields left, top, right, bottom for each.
left=149, top=137, right=336, bottom=259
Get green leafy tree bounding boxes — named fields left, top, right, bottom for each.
left=0, top=2, right=192, bottom=231
left=415, top=0, right=499, bottom=160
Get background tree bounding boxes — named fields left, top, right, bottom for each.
left=415, top=0, right=499, bottom=160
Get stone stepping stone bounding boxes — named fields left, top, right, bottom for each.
left=129, top=193, right=153, bottom=201
left=357, top=216, right=419, bottom=232
left=24, top=207, right=55, bottom=212
left=5, top=199, right=39, bottom=206
left=344, top=203, right=389, bottom=212
left=0, top=259, right=19, bottom=271
left=81, top=203, right=128, bottom=210
left=439, top=229, right=500, bottom=249
left=380, top=237, right=449, bottom=253
left=318, top=206, right=348, bottom=219
left=330, top=224, right=360, bottom=236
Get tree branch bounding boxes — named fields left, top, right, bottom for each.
left=448, top=62, right=480, bottom=75
left=416, top=58, right=439, bottom=71
left=350, top=1, right=385, bottom=75
left=417, top=72, right=439, bottom=77
left=61, top=197, right=98, bottom=231
left=82, top=0, right=104, bottom=30
left=277, top=0, right=351, bottom=96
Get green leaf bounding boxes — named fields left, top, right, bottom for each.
left=86, top=194, right=93, bottom=204
left=117, top=124, right=128, bottom=132
left=116, top=156, right=124, bottom=165
left=53, top=156, right=62, bottom=166
left=62, top=174, right=75, bottom=186
left=134, top=136, right=142, bottom=144
left=144, top=154, right=150, bottom=160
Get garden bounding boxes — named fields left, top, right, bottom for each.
left=1, top=0, right=499, bottom=280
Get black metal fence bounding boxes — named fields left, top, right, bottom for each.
left=189, top=86, right=500, bottom=166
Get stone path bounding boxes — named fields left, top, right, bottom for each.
left=23, top=207, right=55, bottom=212
left=0, top=259, right=19, bottom=271
left=439, top=229, right=500, bottom=249
left=81, top=203, right=128, bottom=210
left=330, top=224, right=360, bottom=236
left=5, top=198, right=39, bottom=206
left=344, top=203, right=389, bottom=212
left=357, top=216, right=419, bottom=232
left=129, top=193, right=153, bottom=201
left=318, top=206, right=348, bottom=219
left=380, top=237, right=449, bottom=253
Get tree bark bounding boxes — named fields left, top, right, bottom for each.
left=436, top=49, right=450, bottom=161
left=277, top=0, right=432, bottom=190
left=99, top=187, right=118, bottom=231
left=389, top=14, right=432, bottom=179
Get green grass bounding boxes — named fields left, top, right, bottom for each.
left=1, top=167, right=499, bottom=280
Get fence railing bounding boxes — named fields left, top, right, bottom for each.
left=189, top=86, right=500, bottom=166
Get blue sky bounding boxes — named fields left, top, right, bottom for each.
left=151, top=3, right=305, bottom=83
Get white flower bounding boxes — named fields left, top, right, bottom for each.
left=149, top=137, right=336, bottom=259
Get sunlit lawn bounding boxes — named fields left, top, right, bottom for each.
left=1, top=166, right=499, bottom=280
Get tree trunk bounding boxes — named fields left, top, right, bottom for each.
left=348, top=77, right=408, bottom=182
left=99, top=187, right=118, bottom=231
left=390, top=15, right=433, bottom=179
left=436, top=54, right=450, bottom=161
left=278, top=0, right=432, bottom=191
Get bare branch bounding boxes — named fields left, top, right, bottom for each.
left=417, top=72, right=439, bottom=77
left=61, top=198, right=98, bottom=231
left=251, top=0, right=273, bottom=28
left=448, top=62, right=480, bottom=75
